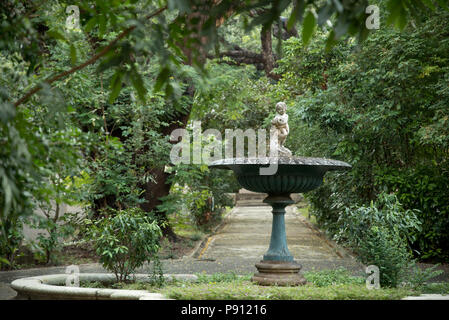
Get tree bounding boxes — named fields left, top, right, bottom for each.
left=1, top=0, right=446, bottom=250
left=280, top=6, right=449, bottom=261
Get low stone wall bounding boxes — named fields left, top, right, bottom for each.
left=11, top=273, right=197, bottom=300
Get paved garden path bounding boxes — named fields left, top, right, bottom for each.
left=0, top=205, right=366, bottom=299
left=191, top=205, right=364, bottom=274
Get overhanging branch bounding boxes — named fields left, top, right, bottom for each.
left=13, top=6, right=167, bottom=108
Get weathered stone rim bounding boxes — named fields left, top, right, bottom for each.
left=11, top=273, right=197, bottom=300
left=209, top=157, right=352, bottom=171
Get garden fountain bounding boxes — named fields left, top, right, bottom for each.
left=209, top=102, right=351, bottom=286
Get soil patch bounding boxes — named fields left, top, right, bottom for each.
left=158, top=235, right=197, bottom=259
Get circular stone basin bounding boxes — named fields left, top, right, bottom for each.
left=209, top=157, right=351, bottom=194
left=10, top=273, right=197, bottom=300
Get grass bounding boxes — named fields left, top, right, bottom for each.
left=303, top=267, right=365, bottom=287
left=296, top=204, right=317, bottom=225
left=163, top=282, right=415, bottom=300
left=170, top=212, right=204, bottom=240
left=78, top=269, right=449, bottom=300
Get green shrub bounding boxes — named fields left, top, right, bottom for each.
left=335, top=193, right=422, bottom=287
left=87, top=207, right=162, bottom=282
left=289, top=9, right=449, bottom=263
left=159, top=163, right=235, bottom=229
left=405, top=264, right=443, bottom=290
left=358, top=226, right=413, bottom=288
left=376, top=166, right=449, bottom=261
left=0, top=217, right=24, bottom=269
left=335, top=193, right=422, bottom=247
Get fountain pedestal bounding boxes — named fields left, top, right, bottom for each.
left=251, top=194, right=306, bottom=286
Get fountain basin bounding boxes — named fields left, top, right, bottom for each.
left=210, top=157, right=351, bottom=194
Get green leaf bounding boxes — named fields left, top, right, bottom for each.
left=108, top=71, right=123, bottom=104
left=129, top=69, right=146, bottom=102
left=325, top=30, right=337, bottom=52
left=154, top=67, right=170, bottom=93
left=98, top=14, right=107, bottom=36
left=302, top=11, right=316, bottom=46
left=0, top=257, right=11, bottom=266
left=287, top=0, right=305, bottom=30
left=84, top=17, right=98, bottom=33
left=69, top=44, right=77, bottom=65
left=435, top=0, right=449, bottom=10
left=387, top=0, right=407, bottom=30
left=420, top=0, right=435, bottom=10
left=47, top=30, right=67, bottom=42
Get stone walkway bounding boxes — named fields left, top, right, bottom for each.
left=0, top=205, right=367, bottom=299
left=195, top=205, right=364, bottom=274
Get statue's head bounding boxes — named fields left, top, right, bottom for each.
left=276, top=102, right=287, bottom=114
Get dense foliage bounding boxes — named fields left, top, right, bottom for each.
left=335, top=193, right=421, bottom=287
left=1, top=0, right=448, bottom=272
left=287, top=9, right=449, bottom=262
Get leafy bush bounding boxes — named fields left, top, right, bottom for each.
left=87, top=207, right=162, bottom=282
left=0, top=217, right=24, bottom=269
left=29, top=217, right=60, bottom=264
left=358, top=226, right=414, bottom=288
left=159, top=163, right=236, bottom=229
left=405, top=264, right=443, bottom=290
left=376, top=166, right=449, bottom=261
left=335, top=193, right=422, bottom=287
left=335, top=193, right=422, bottom=246
left=285, top=8, right=449, bottom=262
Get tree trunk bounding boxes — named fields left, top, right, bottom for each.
left=139, top=5, right=213, bottom=240
left=140, top=105, right=192, bottom=241
left=141, top=167, right=178, bottom=240
left=260, top=26, right=281, bottom=81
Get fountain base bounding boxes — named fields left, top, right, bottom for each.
left=252, top=260, right=306, bottom=286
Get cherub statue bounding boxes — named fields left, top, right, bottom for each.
left=271, top=101, right=292, bottom=157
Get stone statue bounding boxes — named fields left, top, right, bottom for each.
left=271, top=101, right=292, bottom=157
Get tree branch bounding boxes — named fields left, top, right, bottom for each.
left=210, top=48, right=264, bottom=64
left=260, top=25, right=280, bottom=80
left=13, top=5, right=167, bottom=108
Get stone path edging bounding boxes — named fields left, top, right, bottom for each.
left=289, top=205, right=358, bottom=260
left=189, top=207, right=237, bottom=259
